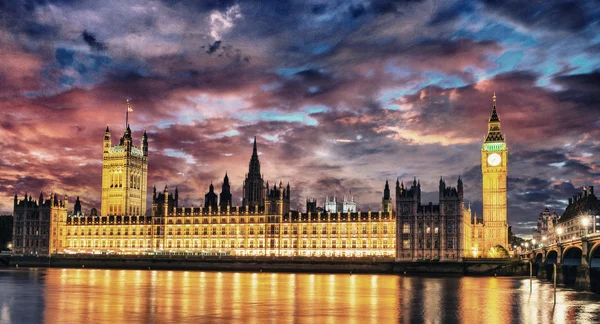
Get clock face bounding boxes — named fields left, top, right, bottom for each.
left=487, top=153, right=501, bottom=166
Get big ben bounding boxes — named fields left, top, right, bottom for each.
left=481, top=93, right=508, bottom=253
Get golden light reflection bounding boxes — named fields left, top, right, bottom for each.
left=33, top=269, right=600, bottom=323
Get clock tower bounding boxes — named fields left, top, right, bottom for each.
left=481, top=93, right=508, bottom=253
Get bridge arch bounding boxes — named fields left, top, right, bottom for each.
left=562, top=246, right=583, bottom=286
left=545, top=250, right=558, bottom=281
left=533, top=253, right=543, bottom=276
left=590, top=243, right=600, bottom=293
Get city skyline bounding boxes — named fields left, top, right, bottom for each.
left=1, top=1, right=599, bottom=238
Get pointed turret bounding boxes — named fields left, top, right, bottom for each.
left=142, top=129, right=148, bottom=156
left=74, top=196, right=82, bottom=215
left=39, top=191, right=44, bottom=205
left=383, top=180, right=390, bottom=200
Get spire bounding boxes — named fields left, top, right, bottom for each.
left=485, top=92, right=505, bottom=142
left=253, top=136, right=258, bottom=155
left=105, top=125, right=110, bottom=133
left=490, top=93, right=499, bottom=122
left=384, top=180, right=390, bottom=200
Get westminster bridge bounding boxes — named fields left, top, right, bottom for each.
left=523, top=232, right=600, bottom=292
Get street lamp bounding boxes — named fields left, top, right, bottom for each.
left=7, top=243, right=12, bottom=250
left=582, top=216, right=590, bottom=238
left=525, top=242, right=529, bottom=251
left=532, top=239, right=536, bottom=249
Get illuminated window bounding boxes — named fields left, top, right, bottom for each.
left=403, top=223, right=410, bottom=234
left=321, top=240, right=326, bottom=248
left=402, top=239, right=410, bottom=249
left=332, top=240, right=337, bottom=248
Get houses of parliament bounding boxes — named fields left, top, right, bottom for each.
left=12, top=95, right=509, bottom=260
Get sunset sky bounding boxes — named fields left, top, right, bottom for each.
left=1, top=0, right=599, bottom=236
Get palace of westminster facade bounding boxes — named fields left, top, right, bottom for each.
left=12, top=96, right=509, bottom=260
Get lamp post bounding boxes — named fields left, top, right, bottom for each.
left=582, top=216, right=590, bottom=238
left=532, top=239, right=536, bottom=249
left=556, top=227, right=563, bottom=244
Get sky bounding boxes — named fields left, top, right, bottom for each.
left=0, top=0, right=599, bottom=237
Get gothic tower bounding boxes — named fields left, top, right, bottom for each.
left=382, top=180, right=392, bottom=212
left=101, top=100, right=148, bottom=217
left=481, top=93, right=508, bottom=252
left=242, top=137, right=265, bottom=208
left=219, top=172, right=233, bottom=208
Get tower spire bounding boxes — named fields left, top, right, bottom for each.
left=252, top=136, right=257, bottom=156
left=490, top=93, right=499, bottom=122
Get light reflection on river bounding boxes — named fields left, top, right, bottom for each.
left=0, top=268, right=599, bottom=323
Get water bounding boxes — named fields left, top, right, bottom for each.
left=0, top=269, right=599, bottom=323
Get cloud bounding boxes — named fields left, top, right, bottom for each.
left=82, top=30, right=107, bottom=51
left=0, top=0, right=598, bottom=238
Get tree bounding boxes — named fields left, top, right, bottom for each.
left=487, top=245, right=509, bottom=258
left=0, top=215, right=13, bottom=251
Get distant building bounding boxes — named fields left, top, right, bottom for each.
left=342, top=194, right=357, bottom=213
left=12, top=192, right=67, bottom=255
left=557, top=186, right=599, bottom=242
left=532, top=208, right=559, bottom=245
left=324, top=196, right=337, bottom=213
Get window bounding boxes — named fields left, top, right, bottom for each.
left=383, top=224, right=388, bottom=234
left=321, top=240, right=326, bottom=248
left=322, top=225, right=327, bottom=235
left=362, top=224, right=367, bottom=234
left=332, top=240, right=337, bottom=248
left=403, top=223, right=410, bottom=234
left=372, top=224, right=378, bottom=234
left=402, top=239, right=410, bottom=249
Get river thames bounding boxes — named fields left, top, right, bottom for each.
left=0, top=269, right=599, bottom=323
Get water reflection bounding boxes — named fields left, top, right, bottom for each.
left=0, top=269, right=599, bottom=323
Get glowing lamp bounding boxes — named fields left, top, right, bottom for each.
left=556, top=227, right=563, bottom=235
left=582, top=217, right=589, bottom=227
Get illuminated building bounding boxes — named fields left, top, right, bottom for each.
left=395, top=177, right=468, bottom=261
left=101, top=100, right=148, bottom=217
left=325, top=197, right=337, bottom=213
left=12, top=96, right=510, bottom=260
left=464, top=94, right=509, bottom=257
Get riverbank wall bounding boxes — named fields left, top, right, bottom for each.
left=7, top=255, right=529, bottom=276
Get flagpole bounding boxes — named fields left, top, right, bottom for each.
left=126, top=99, right=130, bottom=128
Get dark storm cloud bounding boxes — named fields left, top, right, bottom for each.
left=428, top=1, right=473, bottom=26
left=553, top=70, right=600, bottom=106
left=82, top=30, right=107, bottom=52
left=483, top=0, right=594, bottom=33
